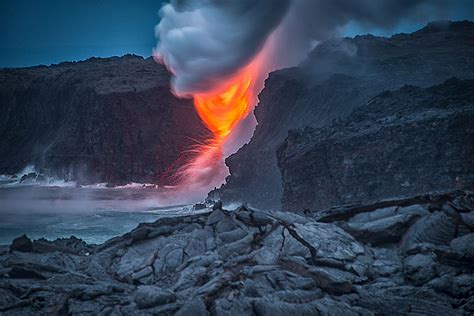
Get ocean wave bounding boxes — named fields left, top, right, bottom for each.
left=0, top=165, right=77, bottom=188
left=0, top=165, right=163, bottom=190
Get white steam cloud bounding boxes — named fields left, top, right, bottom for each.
left=155, top=0, right=289, bottom=96
left=155, top=0, right=459, bottom=96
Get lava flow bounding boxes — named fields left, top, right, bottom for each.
left=161, top=54, right=264, bottom=200
left=194, top=58, right=261, bottom=140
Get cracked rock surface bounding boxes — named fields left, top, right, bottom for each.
left=0, top=191, right=473, bottom=315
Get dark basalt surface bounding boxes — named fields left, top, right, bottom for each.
left=1, top=190, right=473, bottom=315
left=0, top=55, right=211, bottom=185
left=210, top=21, right=474, bottom=210
left=277, top=78, right=474, bottom=212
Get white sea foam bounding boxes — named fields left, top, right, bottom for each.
left=0, top=165, right=76, bottom=188
left=115, top=182, right=159, bottom=189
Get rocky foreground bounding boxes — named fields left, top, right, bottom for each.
left=1, top=190, right=473, bottom=315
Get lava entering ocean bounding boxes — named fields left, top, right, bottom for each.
left=194, top=57, right=261, bottom=140
left=153, top=1, right=283, bottom=202
left=161, top=52, right=265, bottom=201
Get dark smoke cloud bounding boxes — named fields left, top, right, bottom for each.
left=155, top=0, right=466, bottom=95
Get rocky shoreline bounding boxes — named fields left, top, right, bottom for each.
left=1, top=190, right=473, bottom=315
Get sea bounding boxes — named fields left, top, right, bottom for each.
left=0, top=183, right=205, bottom=246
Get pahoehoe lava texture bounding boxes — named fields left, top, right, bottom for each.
left=210, top=21, right=474, bottom=210
left=0, top=55, right=211, bottom=185
left=1, top=191, right=473, bottom=314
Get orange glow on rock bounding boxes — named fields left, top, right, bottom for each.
left=194, top=58, right=261, bottom=140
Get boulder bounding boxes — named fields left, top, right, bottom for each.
left=371, top=248, right=402, bottom=277
left=289, top=222, right=365, bottom=263
left=134, top=286, right=176, bottom=309
left=10, top=234, right=33, bottom=253
left=401, top=212, right=468, bottom=249
left=346, top=213, right=421, bottom=245
left=176, top=298, right=208, bottom=316
left=194, top=203, right=207, bottom=210
left=460, top=211, right=474, bottom=229
left=349, top=205, right=428, bottom=223
left=403, top=254, right=437, bottom=286
left=19, top=172, right=38, bottom=183
left=131, top=266, right=153, bottom=282
left=207, top=209, right=226, bottom=226
left=253, top=299, right=319, bottom=316
left=164, top=248, right=184, bottom=271
left=214, top=298, right=253, bottom=315
left=451, top=274, right=474, bottom=298
left=450, top=233, right=474, bottom=256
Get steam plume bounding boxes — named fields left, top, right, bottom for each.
left=155, top=0, right=289, bottom=96
left=155, top=0, right=462, bottom=96
left=153, top=0, right=468, bottom=200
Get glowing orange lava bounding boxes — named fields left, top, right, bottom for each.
left=193, top=58, right=261, bottom=141
left=158, top=54, right=265, bottom=203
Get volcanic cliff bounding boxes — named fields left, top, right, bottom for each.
left=210, top=21, right=474, bottom=209
left=277, top=78, right=474, bottom=212
left=0, top=55, right=211, bottom=185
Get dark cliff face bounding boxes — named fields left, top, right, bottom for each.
left=0, top=55, right=211, bottom=185
left=210, top=21, right=474, bottom=210
left=277, top=78, right=474, bottom=211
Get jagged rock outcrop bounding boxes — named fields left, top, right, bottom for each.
left=277, top=78, right=474, bottom=212
left=0, top=55, right=211, bottom=185
left=210, top=20, right=474, bottom=210
left=0, top=190, right=472, bottom=315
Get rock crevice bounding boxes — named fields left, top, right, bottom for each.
left=1, top=191, right=473, bottom=314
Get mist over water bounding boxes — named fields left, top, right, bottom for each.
left=0, top=186, right=202, bottom=245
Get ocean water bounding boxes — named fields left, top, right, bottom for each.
left=0, top=185, right=204, bottom=245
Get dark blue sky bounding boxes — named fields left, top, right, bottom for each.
left=1, top=0, right=473, bottom=68
left=0, top=0, right=165, bottom=67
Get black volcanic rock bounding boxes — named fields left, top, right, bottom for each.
left=9, top=234, right=33, bottom=253
left=19, top=173, right=38, bottom=183
left=0, top=55, right=211, bottom=185
left=210, top=21, right=474, bottom=210
left=277, top=78, right=474, bottom=212
left=0, top=191, right=473, bottom=314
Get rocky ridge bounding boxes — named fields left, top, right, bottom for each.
left=210, top=20, right=474, bottom=210
left=277, top=78, right=474, bottom=211
left=1, top=190, right=473, bottom=315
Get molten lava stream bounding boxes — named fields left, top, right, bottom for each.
left=194, top=61, right=258, bottom=140
left=171, top=57, right=262, bottom=198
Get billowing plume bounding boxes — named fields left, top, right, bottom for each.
left=154, top=0, right=467, bottom=201
left=155, top=0, right=459, bottom=96
left=155, top=0, right=289, bottom=96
